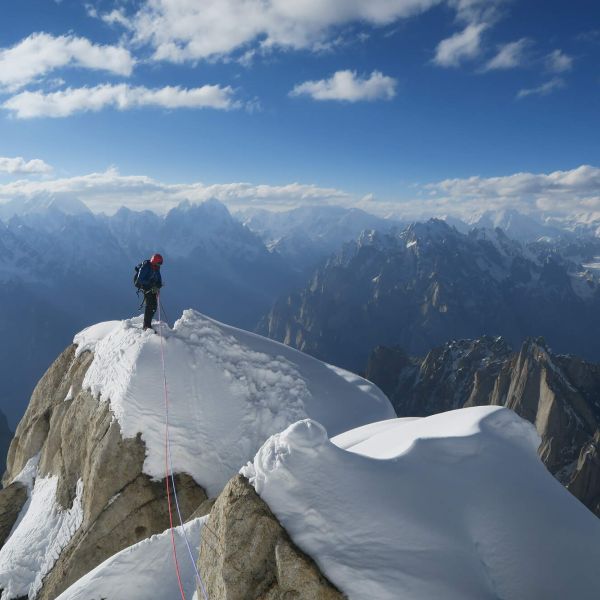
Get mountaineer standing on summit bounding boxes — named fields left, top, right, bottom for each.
left=134, top=253, right=163, bottom=331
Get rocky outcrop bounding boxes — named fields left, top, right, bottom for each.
left=1, top=344, right=207, bottom=599
left=367, top=337, right=600, bottom=516
left=198, top=475, right=344, bottom=600
left=567, top=430, right=600, bottom=516
left=0, top=482, right=27, bottom=547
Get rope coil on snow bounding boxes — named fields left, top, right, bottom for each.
left=157, top=296, right=209, bottom=600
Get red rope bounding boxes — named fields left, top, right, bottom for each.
left=159, top=292, right=187, bottom=600
left=165, top=442, right=187, bottom=600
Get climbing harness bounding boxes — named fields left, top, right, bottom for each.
left=157, top=294, right=209, bottom=600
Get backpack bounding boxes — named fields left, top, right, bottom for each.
left=133, top=260, right=150, bottom=289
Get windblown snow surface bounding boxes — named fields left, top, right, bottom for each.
left=242, top=407, right=600, bottom=600
left=55, top=518, right=206, bottom=600
left=73, top=309, right=394, bottom=496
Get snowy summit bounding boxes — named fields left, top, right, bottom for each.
left=72, top=309, right=394, bottom=496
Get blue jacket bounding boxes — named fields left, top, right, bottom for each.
left=136, top=260, right=162, bottom=291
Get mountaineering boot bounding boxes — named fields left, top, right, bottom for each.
left=143, top=325, right=156, bottom=333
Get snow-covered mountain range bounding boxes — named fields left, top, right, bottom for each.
left=0, top=199, right=294, bottom=425
left=5, top=197, right=600, bottom=434
left=1, top=311, right=599, bottom=599
left=237, top=204, right=401, bottom=275
left=260, top=219, right=600, bottom=371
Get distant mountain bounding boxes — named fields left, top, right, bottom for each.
left=366, top=336, right=600, bottom=517
left=472, top=209, right=568, bottom=242
left=238, top=205, right=401, bottom=275
left=259, top=219, right=600, bottom=372
left=0, top=194, right=91, bottom=222
left=0, top=199, right=295, bottom=425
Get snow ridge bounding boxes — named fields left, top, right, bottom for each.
left=74, top=309, right=394, bottom=496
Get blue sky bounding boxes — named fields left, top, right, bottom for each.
left=0, top=0, right=599, bottom=218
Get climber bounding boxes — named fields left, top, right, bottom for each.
left=134, top=253, right=163, bottom=331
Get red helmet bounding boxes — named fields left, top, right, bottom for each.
left=150, top=253, right=163, bottom=266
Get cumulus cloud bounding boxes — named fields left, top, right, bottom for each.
left=433, top=22, right=488, bottom=67
left=0, top=167, right=351, bottom=214
left=102, top=0, right=444, bottom=63
left=2, top=83, right=239, bottom=118
left=545, top=49, right=573, bottom=73
left=0, top=156, right=52, bottom=175
left=406, top=165, right=600, bottom=219
left=482, top=38, right=529, bottom=71
left=0, top=32, right=134, bottom=92
left=517, top=77, right=564, bottom=99
left=290, top=70, right=397, bottom=102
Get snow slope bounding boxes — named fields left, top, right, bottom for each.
left=0, top=457, right=84, bottom=600
left=55, top=518, right=205, bottom=600
left=242, top=407, right=600, bottom=600
left=73, top=309, right=393, bottom=496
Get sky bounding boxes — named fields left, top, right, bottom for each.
left=0, top=0, right=599, bottom=219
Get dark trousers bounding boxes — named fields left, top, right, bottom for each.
left=143, top=291, right=158, bottom=328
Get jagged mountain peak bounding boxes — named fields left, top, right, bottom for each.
left=169, top=197, right=230, bottom=218
left=0, top=194, right=91, bottom=223
left=261, top=215, right=600, bottom=370
left=404, top=217, right=455, bottom=239
left=473, top=209, right=569, bottom=242
left=367, top=334, right=600, bottom=517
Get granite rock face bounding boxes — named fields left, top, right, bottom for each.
left=1, top=344, right=207, bottom=599
left=198, top=475, right=344, bottom=600
left=0, top=482, right=27, bottom=548
left=367, top=336, right=600, bottom=516
left=567, top=430, right=600, bottom=516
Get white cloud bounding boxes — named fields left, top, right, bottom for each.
left=449, top=0, right=508, bottom=24
left=517, top=77, right=564, bottom=99
left=290, top=70, right=397, bottom=102
left=482, top=38, right=529, bottom=71
left=2, top=84, right=239, bottom=118
left=0, top=156, right=52, bottom=175
left=545, top=49, right=573, bottom=73
left=433, top=22, right=488, bottom=67
left=350, top=165, right=600, bottom=222
left=0, top=32, right=134, bottom=92
left=405, top=165, right=600, bottom=219
left=111, top=0, right=445, bottom=63
left=3, top=164, right=598, bottom=222
left=0, top=168, right=352, bottom=214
